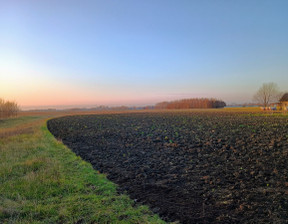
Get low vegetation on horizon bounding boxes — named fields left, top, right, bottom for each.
left=155, top=98, right=226, bottom=109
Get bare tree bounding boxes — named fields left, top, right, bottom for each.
left=253, top=82, right=280, bottom=107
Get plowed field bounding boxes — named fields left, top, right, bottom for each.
left=47, top=111, right=288, bottom=223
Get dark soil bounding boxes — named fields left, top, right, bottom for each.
left=47, top=111, right=288, bottom=223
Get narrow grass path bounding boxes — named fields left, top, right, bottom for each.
left=0, top=114, right=166, bottom=223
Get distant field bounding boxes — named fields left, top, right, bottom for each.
left=0, top=111, right=165, bottom=224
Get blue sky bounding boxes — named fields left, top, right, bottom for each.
left=0, top=0, right=288, bottom=108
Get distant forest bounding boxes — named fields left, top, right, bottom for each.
left=155, top=98, right=226, bottom=109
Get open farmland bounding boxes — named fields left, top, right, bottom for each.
left=47, top=110, right=288, bottom=223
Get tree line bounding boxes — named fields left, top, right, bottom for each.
left=155, top=98, right=226, bottom=109
left=0, top=98, right=20, bottom=119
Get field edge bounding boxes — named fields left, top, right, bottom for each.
left=0, top=115, right=166, bottom=224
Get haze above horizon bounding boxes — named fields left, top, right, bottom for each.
left=1, top=0, right=288, bottom=110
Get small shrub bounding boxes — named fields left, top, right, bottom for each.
left=0, top=98, right=20, bottom=119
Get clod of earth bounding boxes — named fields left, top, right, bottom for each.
left=47, top=111, right=288, bottom=223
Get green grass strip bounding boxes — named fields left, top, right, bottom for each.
left=0, top=116, right=166, bottom=223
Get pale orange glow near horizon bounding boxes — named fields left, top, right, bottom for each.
left=0, top=75, right=165, bottom=109
left=0, top=58, right=221, bottom=109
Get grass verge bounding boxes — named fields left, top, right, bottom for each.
left=0, top=114, right=165, bottom=224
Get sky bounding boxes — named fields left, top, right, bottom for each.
left=0, top=0, right=288, bottom=109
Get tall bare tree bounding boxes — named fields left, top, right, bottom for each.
left=253, top=82, right=280, bottom=107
